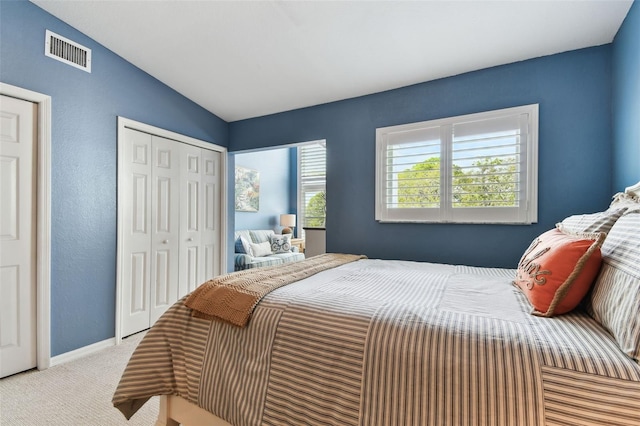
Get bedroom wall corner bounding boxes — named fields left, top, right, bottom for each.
left=612, top=0, right=640, bottom=191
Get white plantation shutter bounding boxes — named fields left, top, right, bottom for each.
left=376, top=104, right=538, bottom=224
left=379, top=125, right=443, bottom=222
left=298, top=142, right=326, bottom=233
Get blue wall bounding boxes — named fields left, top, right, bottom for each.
left=230, top=46, right=614, bottom=268
left=234, top=148, right=291, bottom=231
left=0, top=0, right=229, bottom=356
left=612, top=0, right=640, bottom=190
left=2, top=0, right=635, bottom=357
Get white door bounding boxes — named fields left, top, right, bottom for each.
left=0, top=95, right=37, bottom=377
left=120, top=128, right=152, bottom=336
left=202, top=149, right=221, bottom=281
left=119, top=123, right=222, bottom=338
left=180, top=144, right=203, bottom=296
left=121, top=130, right=181, bottom=334
left=119, top=129, right=186, bottom=336
left=149, top=136, right=180, bottom=325
left=179, top=146, right=222, bottom=294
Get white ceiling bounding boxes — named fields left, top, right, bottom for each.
left=31, top=0, right=633, bottom=122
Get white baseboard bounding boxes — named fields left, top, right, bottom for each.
left=49, top=337, right=116, bottom=367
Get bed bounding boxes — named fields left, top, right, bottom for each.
left=113, top=187, right=640, bottom=426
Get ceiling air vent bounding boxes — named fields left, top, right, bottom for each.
left=45, top=30, right=91, bottom=73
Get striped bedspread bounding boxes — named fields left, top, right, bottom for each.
left=113, top=259, right=640, bottom=425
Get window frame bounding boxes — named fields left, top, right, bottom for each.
left=297, top=141, right=327, bottom=237
left=375, top=104, right=538, bottom=224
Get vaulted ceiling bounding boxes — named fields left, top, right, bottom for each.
left=32, top=0, right=633, bottom=122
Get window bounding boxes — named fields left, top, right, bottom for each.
left=298, top=141, right=326, bottom=234
left=376, top=104, right=538, bottom=224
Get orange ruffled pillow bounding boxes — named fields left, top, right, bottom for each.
left=514, top=226, right=605, bottom=317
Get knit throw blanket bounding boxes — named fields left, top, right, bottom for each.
left=185, top=253, right=367, bottom=327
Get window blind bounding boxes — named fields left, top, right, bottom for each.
left=299, top=142, right=326, bottom=231
left=376, top=104, right=538, bottom=224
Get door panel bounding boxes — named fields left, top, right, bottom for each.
left=121, top=129, right=152, bottom=337
left=204, top=243, right=216, bottom=282
left=132, top=174, right=148, bottom=233
left=154, top=250, right=170, bottom=306
left=150, top=136, right=180, bottom=325
left=129, top=252, right=147, bottom=313
left=187, top=180, right=199, bottom=231
left=180, top=145, right=202, bottom=295
left=0, top=95, right=37, bottom=378
left=186, top=246, right=198, bottom=294
left=0, top=156, right=17, bottom=239
left=0, top=266, right=19, bottom=349
left=202, top=150, right=221, bottom=279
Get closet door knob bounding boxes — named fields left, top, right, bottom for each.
left=163, top=239, right=169, bottom=244
left=187, top=237, right=193, bottom=242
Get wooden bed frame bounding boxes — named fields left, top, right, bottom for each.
left=155, top=395, right=232, bottom=426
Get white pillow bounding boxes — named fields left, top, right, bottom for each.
left=250, top=241, right=272, bottom=257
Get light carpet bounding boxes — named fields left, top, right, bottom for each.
left=0, top=332, right=158, bottom=425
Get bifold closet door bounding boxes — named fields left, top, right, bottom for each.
left=180, top=144, right=202, bottom=296
left=149, top=136, right=180, bottom=325
left=121, top=127, right=221, bottom=337
left=121, top=129, right=152, bottom=336
left=179, top=146, right=221, bottom=295
left=121, top=129, right=180, bottom=336
left=201, top=148, right=221, bottom=282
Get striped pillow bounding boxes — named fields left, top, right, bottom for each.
left=587, top=213, right=640, bottom=362
left=558, top=206, right=628, bottom=235
left=610, top=191, right=640, bottom=212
